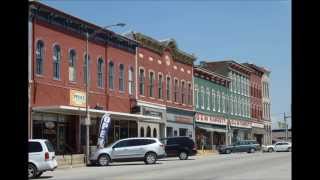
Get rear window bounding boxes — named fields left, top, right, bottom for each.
left=45, top=141, right=55, bottom=152
left=143, top=139, right=156, bottom=145
left=29, top=142, right=43, bottom=153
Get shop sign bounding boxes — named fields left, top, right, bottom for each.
left=251, top=122, right=265, bottom=128
left=195, top=113, right=227, bottom=125
left=45, top=121, right=55, bottom=129
left=70, top=89, right=86, bottom=107
left=142, top=107, right=163, bottom=118
left=229, top=119, right=252, bottom=128
left=175, top=115, right=193, bottom=124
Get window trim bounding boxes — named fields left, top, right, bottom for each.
left=166, top=75, right=171, bottom=101
left=119, top=64, right=125, bottom=92
left=128, top=66, right=134, bottom=95
left=148, top=70, right=155, bottom=97
left=139, top=67, right=146, bottom=96
left=97, top=57, right=104, bottom=88
left=36, top=40, right=45, bottom=75
left=68, top=48, right=77, bottom=82
left=174, top=77, right=180, bottom=103
left=181, top=80, right=186, bottom=105
left=158, top=72, right=163, bottom=99
left=201, top=86, right=205, bottom=109
left=52, top=44, right=61, bottom=80
left=108, top=60, right=115, bottom=90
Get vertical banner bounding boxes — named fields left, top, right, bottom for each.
left=97, top=113, right=111, bottom=148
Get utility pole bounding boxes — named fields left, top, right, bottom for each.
left=283, top=112, right=291, bottom=141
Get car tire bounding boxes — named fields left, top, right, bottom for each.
left=226, top=149, right=231, bottom=154
left=28, top=163, right=37, bottom=179
left=268, top=148, right=274, bottom=152
left=98, top=154, right=110, bottom=166
left=144, top=152, right=157, bottom=164
left=178, top=151, right=188, bottom=160
left=35, top=171, right=43, bottom=178
left=249, top=148, right=255, bottom=153
left=288, top=147, right=291, bottom=152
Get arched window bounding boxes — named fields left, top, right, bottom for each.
left=140, top=127, right=144, bottom=137
left=146, top=126, right=151, bottom=137
left=83, top=54, right=90, bottom=84
left=153, top=128, right=157, bottom=138
left=119, top=64, right=125, bottom=91
left=128, top=67, right=134, bottom=95
left=36, top=41, right=44, bottom=75
left=109, top=61, right=114, bottom=89
left=53, top=45, right=61, bottom=79
left=97, top=58, right=104, bottom=88
left=69, top=49, right=76, bottom=82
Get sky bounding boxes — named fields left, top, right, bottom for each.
left=40, top=0, right=291, bottom=129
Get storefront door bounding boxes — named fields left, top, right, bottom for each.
left=57, top=123, right=67, bottom=154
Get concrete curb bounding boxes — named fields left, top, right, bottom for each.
left=57, top=163, right=86, bottom=169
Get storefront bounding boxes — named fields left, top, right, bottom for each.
left=195, top=113, right=227, bottom=149
left=250, top=122, right=266, bottom=145
left=166, top=107, right=195, bottom=140
left=229, top=118, right=252, bottom=143
left=137, top=102, right=166, bottom=139
left=32, top=105, right=161, bottom=155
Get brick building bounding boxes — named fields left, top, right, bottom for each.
left=126, top=32, right=196, bottom=139
left=28, top=1, right=159, bottom=155
left=243, top=63, right=265, bottom=145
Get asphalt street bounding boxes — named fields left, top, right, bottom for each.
left=40, top=152, right=291, bottom=180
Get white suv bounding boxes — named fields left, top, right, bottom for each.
left=262, top=141, right=292, bottom=152
left=28, top=139, right=58, bottom=178
left=90, top=138, right=166, bottom=166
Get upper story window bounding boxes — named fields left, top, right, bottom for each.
left=53, top=45, right=61, bottom=80
left=36, top=40, right=44, bottom=75
left=217, top=91, right=221, bottom=112
left=200, top=86, right=205, bottom=109
left=212, top=90, right=216, bottom=111
left=97, top=58, right=104, bottom=88
left=119, top=64, right=125, bottom=91
left=188, top=83, right=192, bottom=105
left=149, top=71, right=154, bottom=97
left=158, top=74, right=163, bottom=99
left=206, top=87, right=210, bottom=110
left=222, top=92, right=225, bottom=113
left=68, top=49, right=76, bottom=82
left=174, top=78, right=179, bottom=102
left=194, top=84, right=199, bottom=108
left=139, top=68, right=145, bottom=95
left=230, top=94, right=233, bottom=115
left=181, top=81, right=185, bottom=104
left=128, top=67, right=134, bottom=95
left=109, top=61, right=114, bottom=89
left=83, top=54, right=90, bottom=84
left=166, top=76, right=171, bottom=100
left=229, top=72, right=233, bottom=92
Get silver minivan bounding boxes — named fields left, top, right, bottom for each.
left=90, top=138, right=166, bottom=166
left=28, top=139, right=58, bottom=178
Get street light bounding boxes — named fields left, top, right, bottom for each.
left=84, top=23, right=126, bottom=165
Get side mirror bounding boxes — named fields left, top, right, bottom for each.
left=112, top=146, right=115, bottom=150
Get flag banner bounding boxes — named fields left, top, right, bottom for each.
left=97, top=113, right=111, bottom=148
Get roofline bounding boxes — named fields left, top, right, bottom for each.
left=194, top=66, right=231, bottom=82
left=30, top=1, right=138, bottom=46
left=205, top=60, right=254, bottom=73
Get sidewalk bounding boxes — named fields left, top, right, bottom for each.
left=196, top=149, right=218, bottom=156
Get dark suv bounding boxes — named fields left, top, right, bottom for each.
left=218, top=140, right=260, bottom=154
left=161, top=136, right=197, bottom=160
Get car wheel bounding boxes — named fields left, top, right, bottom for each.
left=268, top=148, right=274, bottom=152
left=288, top=147, right=291, bottom=152
left=28, top=163, right=37, bottom=178
left=98, top=154, right=110, bottom=166
left=249, top=148, right=255, bottom=153
left=178, top=151, right=188, bottom=160
left=35, top=171, right=43, bottom=178
left=226, top=149, right=231, bottom=154
left=145, top=152, right=157, bottom=164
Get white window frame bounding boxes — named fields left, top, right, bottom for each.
left=195, top=84, right=199, bottom=108
left=212, top=89, right=216, bottom=111
left=217, top=91, right=221, bottom=112
left=201, top=86, right=205, bottom=109
left=230, top=94, right=233, bottom=115
left=206, top=87, right=211, bottom=110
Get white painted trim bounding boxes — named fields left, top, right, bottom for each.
left=137, top=100, right=166, bottom=109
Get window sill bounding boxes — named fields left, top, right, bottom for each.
left=119, top=91, right=126, bottom=94
left=53, top=78, right=61, bottom=81
left=35, top=74, right=44, bottom=78
left=69, top=81, right=77, bottom=84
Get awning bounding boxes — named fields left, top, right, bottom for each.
left=196, top=124, right=226, bottom=133
left=32, top=105, right=163, bottom=123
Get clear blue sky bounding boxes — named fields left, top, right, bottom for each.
left=40, top=0, right=291, bottom=128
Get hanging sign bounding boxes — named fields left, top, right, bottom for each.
left=70, top=89, right=86, bottom=107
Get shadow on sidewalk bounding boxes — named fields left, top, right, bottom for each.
left=158, top=158, right=195, bottom=161
left=34, top=176, right=53, bottom=179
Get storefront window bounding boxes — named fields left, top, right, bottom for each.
left=153, top=128, right=157, bottom=138
left=147, top=126, right=151, bottom=137
left=140, top=127, right=145, bottom=137
left=166, top=127, right=173, bottom=137
left=179, top=128, right=187, bottom=136
left=174, top=130, right=178, bottom=136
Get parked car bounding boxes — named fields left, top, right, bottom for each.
left=160, top=136, right=197, bottom=160
left=90, top=138, right=166, bottom=166
left=28, top=139, right=58, bottom=178
left=262, top=141, right=292, bottom=152
left=218, top=140, right=261, bottom=154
